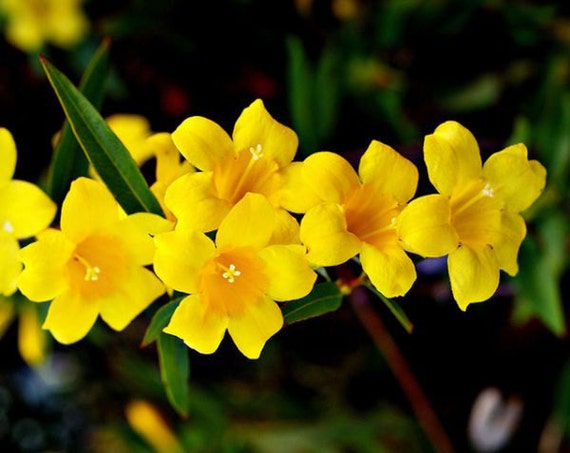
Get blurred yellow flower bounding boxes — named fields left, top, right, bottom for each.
left=167, top=99, right=300, bottom=233
left=286, top=141, right=418, bottom=298
left=154, top=193, right=317, bottom=359
left=105, top=114, right=155, bottom=167
left=0, top=0, right=89, bottom=52
left=18, top=177, right=170, bottom=344
left=0, top=128, right=56, bottom=296
left=397, top=121, right=546, bottom=310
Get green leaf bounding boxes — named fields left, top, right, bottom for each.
left=40, top=57, right=164, bottom=216
left=315, top=45, right=341, bottom=143
left=46, top=38, right=111, bottom=205
left=157, top=333, right=190, bottom=417
left=282, top=282, right=343, bottom=324
left=141, top=297, right=183, bottom=347
left=363, top=282, right=414, bottom=334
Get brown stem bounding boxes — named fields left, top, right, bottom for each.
left=350, top=290, right=455, bottom=453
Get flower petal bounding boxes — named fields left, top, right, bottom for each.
left=171, top=116, right=234, bottom=171
left=258, top=245, right=317, bottom=301
left=300, top=202, right=361, bottom=266
left=99, top=267, right=165, bottom=331
left=495, top=211, right=526, bottom=276
left=227, top=295, right=283, bottom=359
left=42, top=291, right=100, bottom=344
left=448, top=244, right=500, bottom=311
left=0, top=180, right=56, bottom=239
left=397, top=194, right=459, bottom=257
left=147, top=132, right=194, bottom=185
left=116, top=213, right=173, bottom=265
left=0, top=233, right=22, bottom=296
left=277, top=162, right=321, bottom=213
left=18, top=229, right=74, bottom=301
left=0, top=128, right=16, bottom=184
left=360, top=243, right=417, bottom=298
left=61, top=177, right=120, bottom=243
left=233, top=99, right=298, bottom=168
left=164, top=171, right=230, bottom=232
left=482, top=143, right=546, bottom=213
left=18, top=303, right=47, bottom=366
left=269, top=209, right=301, bottom=245
left=359, top=140, right=418, bottom=203
left=216, top=193, right=275, bottom=250
left=106, top=114, right=153, bottom=166
left=164, top=294, right=229, bottom=355
left=154, top=229, right=216, bottom=295
left=302, top=152, right=360, bottom=203
left=424, top=121, right=482, bottom=196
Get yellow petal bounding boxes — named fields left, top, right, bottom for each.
left=233, top=99, right=298, bottom=168
left=227, top=295, right=283, bottom=359
left=397, top=194, right=459, bottom=257
left=259, top=245, right=317, bottom=301
left=0, top=180, right=56, bottom=239
left=164, top=294, right=229, bottom=354
left=154, top=229, right=216, bottom=294
left=302, top=152, right=360, bottom=203
left=495, top=211, right=526, bottom=276
left=0, top=233, right=22, bottom=296
left=358, top=140, right=418, bottom=203
left=106, top=114, right=153, bottom=166
left=360, top=243, right=417, bottom=298
left=164, top=171, right=230, bottom=232
left=171, top=116, right=234, bottom=171
left=147, top=132, right=194, bottom=185
left=61, top=178, right=120, bottom=243
left=300, top=202, right=361, bottom=266
left=216, top=193, right=275, bottom=250
left=482, top=143, right=547, bottom=213
left=277, top=162, right=321, bottom=213
left=116, top=213, right=173, bottom=265
left=99, top=267, right=165, bottom=331
left=448, top=244, right=500, bottom=311
left=269, top=209, right=301, bottom=245
left=0, top=128, right=16, bottom=183
left=43, top=291, right=100, bottom=344
left=424, top=121, right=482, bottom=196
left=18, top=303, right=47, bottom=367
left=18, top=230, right=73, bottom=301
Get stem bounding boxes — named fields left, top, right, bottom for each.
left=350, top=290, right=455, bottom=453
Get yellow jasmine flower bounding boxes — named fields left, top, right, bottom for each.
left=291, top=141, right=419, bottom=298
left=17, top=177, right=170, bottom=344
left=0, top=0, right=89, bottom=52
left=105, top=114, right=155, bottom=167
left=166, top=99, right=299, bottom=233
left=397, top=121, right=546, bottom=310
left=0, top=128, right=56, bottom=296
left=154, top=193, right=317, bottom=359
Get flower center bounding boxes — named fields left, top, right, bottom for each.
left=74, top=254, right=101, bottom=282
left=249, top=143, right=263, bottom=161
left=220, top=263, right=241, bottom=283
left=2, top=220, right=14, bottom=234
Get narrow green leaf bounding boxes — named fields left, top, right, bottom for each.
left=363, top=282, right=414, bottom=334
left=141, top=297, right=183, bottom=347
left=315, top=45, right=341, bottom=143
left=282, top=282, right=343, bottom=324
left=46, top=38, right=111, bottom=204
left=157, top=333, right=190, bottom=417
left=40, top=57, right=164, bottom=216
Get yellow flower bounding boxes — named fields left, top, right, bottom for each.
left=289, top=141, right=418, bottom=298
left=0, top=0, right=89, bottom=52
left=105, top=114, right=155, bottom=167
left=17, top=177, right=170, bottom=344
left=166, top=99, right=299, bottom=233
left=154, top=193, right=317, bottom=359
left=397, top=121, right=546, bottom=310
left=0, top=128, right=56, bottom=296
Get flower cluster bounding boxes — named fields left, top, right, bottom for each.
left=2, top=99, right=546, bottom=361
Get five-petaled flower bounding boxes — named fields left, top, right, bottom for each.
left=0, top=128, right=56, bottom=296
left=166, top=99, right=300, bottom=240
left=397, top=121, right=546, bottom=310
left=282, top=141, right=419, bottom=298
left=154, top=193, right=317, bottom=359
left=17, top=177, right=170, bottom=344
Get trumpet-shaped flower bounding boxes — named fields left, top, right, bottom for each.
left=154, top=193, right=317, bottom=359
left=397, top=121, right=546, bottom=310
left=0, top=128, right=56, bottom=296
left=0, top=0, right=89, bottom=52
left=166, top=99, right=299, bottom=233
left=286, top=141, right=419, bottom=298
left=18, top=177, right=170, bottom=344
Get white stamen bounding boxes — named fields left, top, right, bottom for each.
left=84, top=266, right=101, bottom=281
left=482, top=183, right=495, bottom=198
left=2, top=220, right=14, bottom=233
left=222, top=263, right=241, bottom=283
left=249, top=143, right=263, bottom=161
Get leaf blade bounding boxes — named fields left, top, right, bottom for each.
left=141, top=297, right=183, bottom=347
left=157, top=333, right=190, bottom=417
left=282, top=282, right=343, bottom=324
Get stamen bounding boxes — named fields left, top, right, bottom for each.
left=2, top=220, right=14, bottom=233
left=221, top=263, right=241, bottom=283
left=74, top=255, right=101, bottom=282
left=482, top=183, right=495, bottom=198
left=249, top=143, right=263, bottom=161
